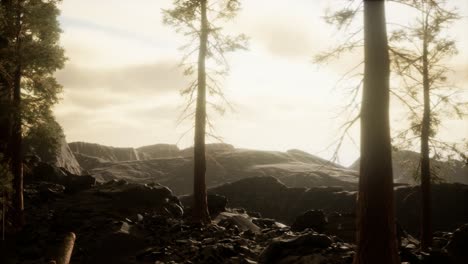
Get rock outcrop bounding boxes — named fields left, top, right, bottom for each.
left=53, top=136, right=83, bottom=175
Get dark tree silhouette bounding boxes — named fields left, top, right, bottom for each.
left=353, top=1, right=400, bottom=264
left=0, top=0, right=65, bottom=228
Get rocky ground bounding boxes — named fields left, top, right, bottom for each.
left=0, top=162, right=466, bottom=264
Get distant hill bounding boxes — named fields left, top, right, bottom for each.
left=68, top=142, right=359, bottom=195
left=67, top=142, right=466, bottom=194
left=350, top=150, right=468, bottom=185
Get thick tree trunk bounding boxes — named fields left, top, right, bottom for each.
left=420, top=15, right=432, bottom=251
left=353, top=1, right=400, bottom=264
left=11, top=0, right=24, bottom=227
left=192, top=0, right=210, bottom=224
left=11, top=64, right=23, bottom=228
left=0, top=71, right=12, bottom=158
left=0, top=0, right=13, bottom=158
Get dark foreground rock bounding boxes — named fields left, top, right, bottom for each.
left=209, top=176, right=468, bottom=237
left=259, top=232, right=351, bottom=264
left=180, top=193, right=228, bottom=216
left=3, top=178, right=465, bottom=264
left=31, top=162, right=95, bottom=192
left=446, top=224, right=468, bottom=264
left=2, top=164, right=466, bottom=264
left=2, top=175, right=183, bottom=264
left=291, top=209, right=328, bottom=232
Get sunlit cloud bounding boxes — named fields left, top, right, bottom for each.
left=54, top=0, right=468, bottom=165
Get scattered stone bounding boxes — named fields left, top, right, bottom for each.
left=259, top=232, right=335, bottom=264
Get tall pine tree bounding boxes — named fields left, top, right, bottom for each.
left=163, top=0, right=247, bottom=224
left=0, top=0, right=65, bottom=228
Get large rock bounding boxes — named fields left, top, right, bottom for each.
left=291, top=210, right=327, bottom=232
left=258, top=232, right=335, bottom=264
left=446, top=224, right=468, bottom=264
left=32, top=162, right=95, bottom=192
left=180, top=193, right=228, bottom=216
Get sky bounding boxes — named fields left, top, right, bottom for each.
left=54, top=0, right=468, bottom=166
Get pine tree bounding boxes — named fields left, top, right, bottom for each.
left=163, top=0, right=247, bottom=224
left=389, top=0, right=464, bottom=251
left=0, top=0, right=65, bottom=228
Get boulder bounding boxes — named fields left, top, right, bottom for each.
left=446, top=224, right=468, bottom=264
left=88, top=221, right=148, bottom=264
left=179, top=193, right=227, bottom=216
left=32, top=162, right=95, bottom=192
left=291, top=210, right=327, bottom=232
left=259, top=232, right=334, bottom=264
left=215, top=212, right=261, bottom=233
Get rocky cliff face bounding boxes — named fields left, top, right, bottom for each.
left=68, top=142, right=184, bottom=165
left=30, top=134, right=83, bottom=175
left=53, top=137, right=83, bottom=175
left=69, top=142, right=139, bottom=162
left=350, top=150, right=468, bottom=184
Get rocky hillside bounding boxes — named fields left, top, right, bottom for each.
left=70, top=143, right=358, bottom=195
left=351, top=150, right=468, bottom=184
left=68, top=142, right=466, bottom=194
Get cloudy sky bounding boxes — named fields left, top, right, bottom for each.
left=54, top=0, right=468, bottom=166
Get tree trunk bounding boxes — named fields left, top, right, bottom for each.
left=353, top=1, right=400, bottom=264
left=192, top=0, right=210, bottom=224
left=420, top=11, right=432, bottom=251
left=11, top=63, right=23, bottom=228
left=11, top=0, right=24, bottom=227
left=0, top=0, right=13, bottom=158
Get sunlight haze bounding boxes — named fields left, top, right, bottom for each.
left=53, top=0, right=468, bottom=166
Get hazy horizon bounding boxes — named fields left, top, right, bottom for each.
left=53, top=0, right=468, bottom=166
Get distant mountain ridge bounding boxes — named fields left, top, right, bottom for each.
left=67, top=142, right=466, bottom=194
left=67, top=142, right=359, bottom=194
